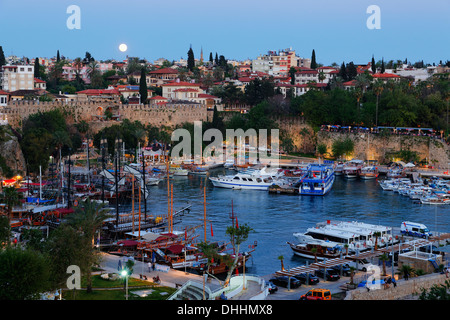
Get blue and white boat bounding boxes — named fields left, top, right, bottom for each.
left=295, top=164, right=335, bottom=196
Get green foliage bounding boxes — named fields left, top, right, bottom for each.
left=317, top=143, right=327, bottom=157
left=419, top=280, right=450, bottom=300
left=139, top=68, right=148, bottom=103
left=0, top=247, right=51, bottom=300
left=0, top=216, right=11, bottom=247
left=331, top=138, right=354, bottom=159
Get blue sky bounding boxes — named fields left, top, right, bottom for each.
left=1, top=0, right=449, bottom=65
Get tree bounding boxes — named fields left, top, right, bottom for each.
left=224, top=222, right=253, bottom=286
left=289, top=67, right=296, bottom=85
left=317, top=143, right=327, bottom=158
left=346, top=62, right=357, bottom=81
left=65, top=198, right=111, bottom=292
left=379, top=253, right=389, bottom=276
left=0, top=216, right=11, bottom=247
left=371, top=55, right=376, bottom=74
left=373, top=79, right=384, bottom=126
left=139, top=68, right=148, bottom=104
left=57, top=50, right=60, bottom=62
left=338, top=62, right=347, bottom=81
left=187, top=46, right=195, bottom=71
left=0, top=247, right=51, bottom=300
left=0, top=187, right=23, bottom=220
left=215, top=53, right=219, bottom=65
left=381, top=58, right=385, bottom=74
left=278, top=255, right=285, bottom=271
left=0, top=46, right=5, bottom=69
left=209, top=52, right=213, bottom=64
left=34, top=58, right=40, bottom=78
left=311, top=49, right=317, bottom=69
left=83, top=52, right=94, bottom=65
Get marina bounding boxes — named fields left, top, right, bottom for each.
left=4, top=157, right=450, bottom=300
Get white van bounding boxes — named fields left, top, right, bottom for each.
left=400, top=221, right=432, bottom=238
left=349, top=259, right=375, bottom=272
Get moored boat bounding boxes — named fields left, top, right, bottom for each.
left=359, top=166, right=379, bottom=180
left=295, top=164, right=335, bottom=196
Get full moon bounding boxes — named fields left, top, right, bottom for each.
left=119, top=43, right=128, bottom=52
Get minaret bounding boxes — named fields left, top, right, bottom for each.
left=200, top=47, right=203, bottom=63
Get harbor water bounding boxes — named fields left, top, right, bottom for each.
left=126, top=168, right=450, bottom=277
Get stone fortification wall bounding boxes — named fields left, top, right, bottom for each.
left=317, top=131, right=450, bottom=168
left=345, top=273, right=448, bottom=300
left=2, top=101, right=208, bottom=132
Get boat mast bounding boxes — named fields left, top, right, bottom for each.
left=204, top=186, right=206, bottom=242
left=141, top=150, right=147, bottom=220
left=115, top=137, right=120, bottom=227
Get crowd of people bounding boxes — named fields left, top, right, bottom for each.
left=321, top=125, right=449, bottom=145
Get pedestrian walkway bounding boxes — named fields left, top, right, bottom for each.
left=99, top=252, right=222, bottom=291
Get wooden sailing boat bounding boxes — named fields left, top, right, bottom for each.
left=191, top=197, right=256, bottom=276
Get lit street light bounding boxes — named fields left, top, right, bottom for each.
left=121, top=269, right=129, bottom=300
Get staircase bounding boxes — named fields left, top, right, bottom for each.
left=168, top=280, right=211, bottom=300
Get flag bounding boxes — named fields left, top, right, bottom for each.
left=235, top=218, right=239, bottom=229
left=210, top=223, right=214, bottom=237
left=185, top=227, right=187, bottom=241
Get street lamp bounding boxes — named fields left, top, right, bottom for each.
left=121, top=269, right=129, bottom=300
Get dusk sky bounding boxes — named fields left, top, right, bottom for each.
left=1, top=0, right=449, bottom=65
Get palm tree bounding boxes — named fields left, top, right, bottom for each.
left=65, top=198, right=111, bottom=292
left=349, top=266, right=357, bottom=285
left=373, top=231, right=382, bottom=250
left=278, top=255, right=285, bottom=271
left=373, top=80, right=384, bottom=126
left=344, top=244, right=349, bottom=256
left=73, top=57, right=83, bottom=84
left=311, top=247, right=318, bottom=263
left=0, top=187, right=23, bottom=220
left=52, top=130, right=72, bottom=163
left=379, top=253, right=389, bottom=276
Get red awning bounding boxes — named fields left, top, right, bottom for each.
left=117, top=240, right=139, bottom=247
left=166, top=244, right=184, bottom=254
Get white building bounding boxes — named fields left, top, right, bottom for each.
left=1, top=65, right=35, bottom=91
left=252, top=48, right=308, bottom=77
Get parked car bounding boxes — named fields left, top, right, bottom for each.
left=293, top=273, right=320, bottom=285
left=266, top=281, right=278, bottom=294
left=269, top=276, right=301, bottom=289
left=314, top=269, right=340, bottom=281
left=299, top=288, right=331, bottom=301
left=330, top=264, right=351, bottom=276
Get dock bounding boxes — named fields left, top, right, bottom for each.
left=268, top=185, right=299, bottom=194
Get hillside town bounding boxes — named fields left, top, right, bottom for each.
left=0, top=43, right=449, bottom=305
left=1, top=46, right=449, bottom=117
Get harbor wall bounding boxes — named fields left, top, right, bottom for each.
left=317, top=131, right=450, bottom=169
left=344, top=273, right=449, bottom=300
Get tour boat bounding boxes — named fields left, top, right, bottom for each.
left=293, top=220, right=394, bottom=253
left=295, top=164, right=335, bottom=196
left=342, top=159, right=364, bottom=179
left=287, top=241, right=343, bottom=260
left=359, top=166, right=379, bottom=180
left=209, top=167, right=281, bottom=190
left=333, top=161, right=344, bottom=176
left=209, top=172, right=275, bottom=190
left=170, top=165, right=189, bottom=176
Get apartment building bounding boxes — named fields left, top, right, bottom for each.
left=0, top=65, right=35, bottom=91
left=252, top=48, right=305, bottom=77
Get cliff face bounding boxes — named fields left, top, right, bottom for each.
left=0, top=130, right=26, bottom=176
left=317, top=131, right=450, bottom=168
